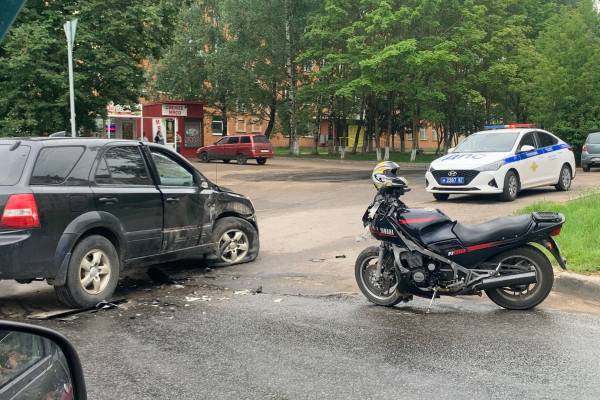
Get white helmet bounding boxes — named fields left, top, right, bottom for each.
left=372, top=161, right=408, bottom=190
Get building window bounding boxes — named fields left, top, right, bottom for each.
left=419, top=128, right=428, bottom=141
left=432, top=129, right=438, bottom=141
left=211, top=116, right=223, bottom=135
left=406, top=131, right=413, bottom=141
left=251, top=118, right=261, bottom=133
left=236, top=118, right=246, bottom=133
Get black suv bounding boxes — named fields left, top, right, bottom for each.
left=0, top=138, right=259, bottom=308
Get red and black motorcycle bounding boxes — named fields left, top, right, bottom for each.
left=356, top=180, right=566, bottom=311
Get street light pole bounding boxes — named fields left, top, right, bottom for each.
left=64, top=19, right=78, bottom=137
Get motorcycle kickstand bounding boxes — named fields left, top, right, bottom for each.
left=426, top=287, right=439, bottom=314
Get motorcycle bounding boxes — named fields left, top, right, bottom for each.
left=356, top=181, right=566, bottom=311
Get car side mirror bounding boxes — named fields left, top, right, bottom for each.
left=447, top=147, right=455, bottom=154
left=519, top=145, right=535, bottom=153
left=0, top=321, right=87, bottom=399
left=200, top=181, right=209, bottom=189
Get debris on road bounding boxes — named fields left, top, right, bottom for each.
left=253, top=286, right=263, bottom=294
left=234, top=289, right=251, bottom=295
left=310, top=258, right=326, bottom=263
left=274, top=298, right=283, bottom=303
left=335, top=255, right=347, bottom=259
left=172, top=284, right=185, bottom=289
left=27, top=299, right=127, bottom=320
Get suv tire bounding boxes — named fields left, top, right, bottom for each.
left=209, top=217, right=259, bottom=267
left=256, top=158, right=267, bottom=165
left=55, top=235, right=120, bottom=308
left=237, top=154, right=248, bottom=165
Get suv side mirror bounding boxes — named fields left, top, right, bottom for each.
left=0, top=321, right=87, bottom=399
left=519, top=145, right=535, bottom=153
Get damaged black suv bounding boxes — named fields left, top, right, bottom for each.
left=0, top=138, right=259, bottom=308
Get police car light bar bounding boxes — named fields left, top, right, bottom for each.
left=484, top=123, right=536, bottom=130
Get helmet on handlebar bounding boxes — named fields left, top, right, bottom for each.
left=372, top=161, right=408, bottom=190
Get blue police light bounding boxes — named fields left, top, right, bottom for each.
left=484, top=123, right=536, bottom=130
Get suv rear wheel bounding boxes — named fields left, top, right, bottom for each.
left=55, top=235, right=120, bottom=308
left=256, top=158, right=267, bottom=165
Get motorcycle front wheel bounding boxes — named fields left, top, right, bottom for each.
left=355, top=246, right=405, bottom=307
left=484, top=245, right=554, bottom=310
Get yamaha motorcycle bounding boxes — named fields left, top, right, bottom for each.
left=356, top=182, right=566, bottom=311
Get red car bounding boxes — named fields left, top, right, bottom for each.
left=197, top=134, right=274, bottom=165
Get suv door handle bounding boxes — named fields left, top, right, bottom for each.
left=98, top=197, right=119, bottom=204
left=166, top=197, right=180, bottom=203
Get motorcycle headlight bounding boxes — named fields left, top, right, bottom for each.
left=475, top=160, right=505, bottom=172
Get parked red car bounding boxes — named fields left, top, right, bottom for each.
left=197, top=135, right=274, bottom=165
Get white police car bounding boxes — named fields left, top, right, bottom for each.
left=426, top=124, right=576, bottom=201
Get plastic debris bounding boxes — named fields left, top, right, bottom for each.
left=274, top=298, right=283, bottom=303
left=335, top=255, right=347, bottom=259
left=234, top=289, right=251, bottom=295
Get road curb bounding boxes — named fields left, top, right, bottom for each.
left=553, top=271, right=600, bottom=301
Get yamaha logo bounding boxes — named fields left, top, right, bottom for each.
left=448, top=171, right=457, bottom=177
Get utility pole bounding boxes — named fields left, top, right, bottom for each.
left=64, top=19, right=78, bottom=137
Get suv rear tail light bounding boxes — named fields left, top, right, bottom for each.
left=582, top=144, right=588, bottom=153
left=550, top=227, right=561, bottom=236
left=0, top=194, right=41, bottom=229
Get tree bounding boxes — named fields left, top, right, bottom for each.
left=0, top=0, right=178, bottom=136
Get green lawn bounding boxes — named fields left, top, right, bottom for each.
left=274, top=147, right=438, bottom=163
left=516, top=193, right=600, bottom=273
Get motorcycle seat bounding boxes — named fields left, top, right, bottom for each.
left=453, top=214, right=533, bottom=246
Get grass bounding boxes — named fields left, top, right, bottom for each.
left=516, top=193, right=600, bottom=273
left=273, top=146, right=438, bottom=163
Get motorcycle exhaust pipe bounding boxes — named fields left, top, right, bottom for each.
left=474, top=271, right=537, bottom=291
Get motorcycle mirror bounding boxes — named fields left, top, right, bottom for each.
left=0, top=321, right=87, bottom=400
left=519, top=145, right=535, bottom=153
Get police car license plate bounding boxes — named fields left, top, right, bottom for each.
left=441, top=177, right=465, bottom=185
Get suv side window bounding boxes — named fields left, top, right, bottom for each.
left=517, top=133, right=536, bottom=151
left=240, top=136, right=251, bottom=144
left=30, top=146, right=85, bottom=185
left=95, top=146, right=152, bottom=186
left=228, top=137, right=240, bottom=144
left=536, top=132, right=558, bottom=148
left=150, top=151, right=195, bottom=187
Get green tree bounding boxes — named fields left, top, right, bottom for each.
left=0, top=0, right=177, bottom=136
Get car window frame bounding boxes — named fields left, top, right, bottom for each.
left=92, top=144, right=154, bottom=187
left=516, top=132, right=538, bottom=153
left=535, top=131, right=559, bottom=148
left=149, top=149, right=197, bottom=188
left=29, top=145, right=85, bottom=186
left=227, top=136, right=240, bottom=144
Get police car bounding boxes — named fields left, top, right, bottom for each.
left=425, top=124, right=576, bottom=201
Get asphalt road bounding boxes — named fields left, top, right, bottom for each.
left=41, top=288, right=600, bottom=400
left=2, top=157, right=600, bottom=399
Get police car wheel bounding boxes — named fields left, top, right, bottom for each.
left=433, top=193, right=450, bottom=201
left=500, top=171, right=519, bottom=202
left=555, top=165, right=572, bottom=191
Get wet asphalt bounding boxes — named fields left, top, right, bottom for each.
left=44, top=289, right=600, bottom=400
left=3, top=159, right=600, bottom=399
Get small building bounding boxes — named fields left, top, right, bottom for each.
left=141, top=101, right=204, bottom=158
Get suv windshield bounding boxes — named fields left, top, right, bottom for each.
left=253, top=135, right=269, bottom=144
left=0, top=144, right=31, bottom=186
left=454, top=132, right=520, bottom=153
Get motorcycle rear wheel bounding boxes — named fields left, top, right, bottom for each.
left=484, top=245, right=553, bottom=310
left=355, top=246, right=405, bottom=307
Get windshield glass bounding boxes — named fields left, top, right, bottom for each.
left=587, top=134, right=600, bottom=144
left=0, top=144, right=30, bottom=185
left=454, top=132, right=520, bottom=153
